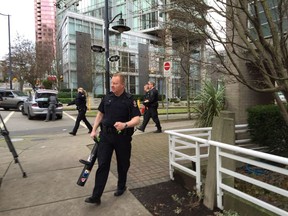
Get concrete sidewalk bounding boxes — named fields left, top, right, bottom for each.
left=0, top=117, right=195, bottom=216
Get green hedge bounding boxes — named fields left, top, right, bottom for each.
left=247, top=104, right=288, bottom=155
left=57, top=92, right=77, bottom=98
left=60, top=88, right=78, bottom=93
left=95, top=94, right=166, bottom=101
left=58, top=98, right=73, bottom=104
left=58, top=90, right=166, bottom=103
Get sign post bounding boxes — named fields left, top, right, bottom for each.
left=163, top=61, right=171, bottom=120
left=163, top=61, right=171, bottom=76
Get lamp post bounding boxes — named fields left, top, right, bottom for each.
left=0, top=13, right=12, bottom=89
left=104, top=1, right=130, bottom=94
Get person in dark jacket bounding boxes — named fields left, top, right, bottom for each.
left=45, top=94, right=58, bottom=122
left=140, top=83, right=150, bottom=119
left=137, top=81, right=162, bottom=133
left=67, top=87, right=93, bottom=135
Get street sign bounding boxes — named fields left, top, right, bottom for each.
left=164, top=61, right=171, bottom=71
left=91, top=45, right=105, bottom=53
left=109, top=55, right=120, bottom=62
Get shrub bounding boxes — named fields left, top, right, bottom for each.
left=193, top=81, right=225, bottom=127
left=60, top=88, right=78, bottom=92
left=247, top=104, right=288, bottom=154
left=58, top=98, right=73, bottom=104
left=42, top=80, right=53, bottom=89
left=57, top=92, right=77, bottom=98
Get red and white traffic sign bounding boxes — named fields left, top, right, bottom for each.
left=164, top=61, right=171, bottom=71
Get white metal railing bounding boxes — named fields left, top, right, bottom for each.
left=165, top=125, right=288, bottom=216
left=166, top=127, right=211, bottom=192
left=213, top=140, right=288, bottom=216
left=165, top=124, right=250, bottom=192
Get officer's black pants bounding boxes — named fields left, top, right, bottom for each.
left=72, top=109, right=92, bottom=134
left=140, top=106, right=161, bottom=131
left=92, top=132, right=132, bottom=198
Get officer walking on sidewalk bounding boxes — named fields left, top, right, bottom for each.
left=85, top=72, right=141, bottom=205
left=137, top=80, right=162, bottom=133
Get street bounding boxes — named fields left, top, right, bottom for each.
left=0, top=110, right=96, bottom=137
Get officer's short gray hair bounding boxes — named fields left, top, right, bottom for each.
left=113, top=72, right=126, bottom=85
left=148, top=81, right=155, bottom=87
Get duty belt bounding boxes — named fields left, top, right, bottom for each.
left=101, top=126, right=116, bottom=134
left=101, top=125, right=133, bottom=135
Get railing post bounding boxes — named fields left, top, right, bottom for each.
left=195, top=141, right=201, bottom=192
left=203, top=111, right=235, bottom=210
left=168, top=135, right=174, bottom=180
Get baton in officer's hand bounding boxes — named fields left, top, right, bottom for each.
left=76, top=137, right=99, bottom=187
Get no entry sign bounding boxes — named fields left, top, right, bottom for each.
left=164, top=61, right=171, bottom=71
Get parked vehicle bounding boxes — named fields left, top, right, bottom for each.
left=0, top=89, right=29, bottom=111
left=22, top=89, right=63, bottom=120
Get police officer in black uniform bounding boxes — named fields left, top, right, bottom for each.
left=85, top=73, right=141, bottom=205
left=67, top=87, right=93, bottom=135
left=137, top=81, right=162, bottom=133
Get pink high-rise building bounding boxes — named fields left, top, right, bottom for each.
left=34, top=0, right=56, bottom=74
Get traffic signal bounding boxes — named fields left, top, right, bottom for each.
left=59, top=75, right=63, bottom=82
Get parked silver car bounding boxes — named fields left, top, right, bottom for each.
left=22, top=89, right=63, bottom=120
left=0, top=89, right=29, bottom=111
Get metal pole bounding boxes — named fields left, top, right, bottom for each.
left=104, top=0, right=110, bottom=94
left=8, top=15, right=12, bottom=89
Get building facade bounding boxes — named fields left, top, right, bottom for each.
left=34, top=0, right=57, bottom=75
left=55, top=0, right=204, bottom=98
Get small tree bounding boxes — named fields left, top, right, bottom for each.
left=171, top=0, right=288, bottom=125
left=2, top=34, right=38, bottom=91
left=156, top=3, right=208, bottom=119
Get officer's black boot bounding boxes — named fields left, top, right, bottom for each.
left=85, top=196, right=101, bottom=205
left=114, top=186, right=127, bottom=197
left=154, top=128, right=162, bottom=133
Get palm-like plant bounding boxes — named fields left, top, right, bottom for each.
left=193, top=81, right=225, bottom=127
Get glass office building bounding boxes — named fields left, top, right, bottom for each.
left=56, top=0, right=202, bottom=98
left=35, top=0, right=57, bottom=74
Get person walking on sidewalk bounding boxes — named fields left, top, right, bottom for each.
left=140, top=83, right=150, bottom=116
left=137, top=81, right=162, bottom=133
left=44, top=94, right=57, bottom=122
left=67, top=87, right=93, bottom=135
left=85, top=72, right=141, bottom=205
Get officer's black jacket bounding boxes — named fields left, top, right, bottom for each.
left=68, top=92, right=87, bottom=110
left=98, top=91, right=141, bottom=129
left=143, top=91, right=150, bottom=107
left=146, top=88, right=159, bottom=108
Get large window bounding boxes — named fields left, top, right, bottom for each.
left=141, top=12, right=158, bottom=30
left=129, top=76, right=136, bottom=94
left=119, top=51, right=138, bottom=73
left=249, top=0, right=288, bottom=38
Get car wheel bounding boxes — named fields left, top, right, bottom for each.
left=57, top=115, right=63, bottom=119
left=28, top=109, right=33, bottom=120
left=4, top=108, right=9, bottom=111
left=17, top=102, right=24, bottom=112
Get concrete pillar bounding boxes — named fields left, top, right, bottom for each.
left=203, top=111, right=235, bottom=210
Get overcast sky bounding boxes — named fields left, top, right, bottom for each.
left=0, top=0, right=35, bottom=60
